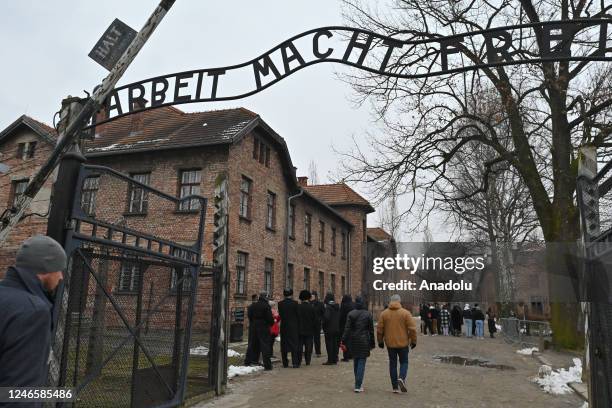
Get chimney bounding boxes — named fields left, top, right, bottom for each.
left=298, top=176, right=308, bottom=187
left=129, top=98, right=148, bottom=136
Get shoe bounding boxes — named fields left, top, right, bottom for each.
left=398, top=378, right=407, bottom=393
left=393, top=389, right=400, bottom=394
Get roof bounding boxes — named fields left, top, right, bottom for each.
left=0, top=115, right=57, bottom=145
left=305, top=183, right=375, bottom=213
left=86, top=107, right=258, bottom=155
left=367, top=227, right=393, bottom=241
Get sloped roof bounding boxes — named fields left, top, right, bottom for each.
left=367, top=227, right=393, bottom=241
left=0, top=115, right=57, bottom=145
left=86, top=107, right=258, bottom=155
left=305, top=183, right=375, bottom=213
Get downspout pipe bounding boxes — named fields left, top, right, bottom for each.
left=285, top=188, right=304, bottom=286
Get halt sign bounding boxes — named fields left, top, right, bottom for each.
left=88, top=18, right=137, bottom=71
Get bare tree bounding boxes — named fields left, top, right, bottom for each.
left=338, top=0, right=612, bottom=348
left=378, top=192, right=402, bottom=240
left=308, top=159, right=320, bottom=184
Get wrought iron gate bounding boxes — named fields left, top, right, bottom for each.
left=49, top=164, right=208, bottom=407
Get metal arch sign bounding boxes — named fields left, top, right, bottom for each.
left=94, top=18, right=612, bottom=125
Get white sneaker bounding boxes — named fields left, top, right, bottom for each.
left=393, top=389, right=400, bottom=394
left=398, top=378, right=407, bottom=393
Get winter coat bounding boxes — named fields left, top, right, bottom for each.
left=311, top=300, right=325, bottom=331
left=472, top=308, right=485, bottom=321
left=342, top=304, right=375, bottom=358
left=463, top=308, right=473, bottom=320
left=487, top=314, right=497, bottom=333
left=297, top=301, right=318, bottom=336
left=322, top=301, right=341, bottom=334
left=376, top=301, right=417, bottom=348
left=451, top=306, right=463, bottom=328
left=270, top=309, right=281, bottom=337
left=248, top=298, right=274, bottom=344
left=440, top=308, right=450, bottom=326
left=278, top=298, right=300, bottom=337
left=339, top=295, right=355, bottom=336
left=0, top=267, right=54, bottom=392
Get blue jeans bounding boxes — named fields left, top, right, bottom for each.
left=464, top=319, right=473, bottom=337
left=387, top=347, right=409, bottom=390
left=353, top=358, right=367, bottom=389
left=475, top=320, right=484, bottom=338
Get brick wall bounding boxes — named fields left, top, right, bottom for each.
left=0, top=128, right=55, bottom=274
left=332, top=206, right=369, bottom=298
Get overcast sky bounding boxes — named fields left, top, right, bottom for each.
left=0, top=0, right=452, bottom=241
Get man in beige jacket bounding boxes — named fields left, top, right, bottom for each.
left=377, top=294, right=417, bottom=393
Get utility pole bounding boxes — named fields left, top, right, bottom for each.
left=0, top=0, right=177, bottom=245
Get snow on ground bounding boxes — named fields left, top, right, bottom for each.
left=190, top=346, right=242, bottom=357
left=495, top=324, right=502, bottom=332
left=228, top=365, right=264, bottom=379
left=533, top=358, right=582, bottom=395
left=516, top=347, right=539, bottom=355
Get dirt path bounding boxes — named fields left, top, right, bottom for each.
left=196, top=333, right=584, bottom=408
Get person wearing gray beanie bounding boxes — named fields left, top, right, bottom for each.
left=0, top=235, right=67, bottom=393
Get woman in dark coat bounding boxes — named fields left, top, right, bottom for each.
left=341, top=296, right=375, bottom=392
left=451, top=304, right=462, bottom=336
left=339, top=295, right=355, bottom=361
left=322, top=292, right=341, bottom=365
left=487, top=308, right=497, bottom=338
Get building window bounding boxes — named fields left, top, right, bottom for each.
left=286, top=263, right=294, bottom=290
left=178, top=169, right=201, bottom=211
left=304, top=213, right=312, bottom=245
left=81, top=176, right=100, bottom=216
left=303, top=267, right=310, bottom=290
left=16, top=141, right=36, bottom=160
left=318, top=271, right=324, bottom=297
left=341, top=230, right=347, bottom=259
left=266, top=191, right=276, bottom=230
left=331, top=227, right=337, bottom=256
left=330, top=273, right=336, bottom=294
left=265, top=146, right=271, bottom=167
left=288, top=204, right=296, bottom=239
left=127, top=172, right=150, bottom=214
left=264, top=258, right=274, bottom=295
left=239, top=176, right=252, bottom=219
left=236, top=252, right=248, bottom=295
left=341, top=276, right=346, bottom=296
left=118, top=262, right=141, bottom=293
left=10, top=179, right=28, bottom=208
left=319, top=221, right=325, bottom=251
left=253, top=138, right=259, bottom=160
left=170, top=248, right=191, bottom=292
left=254, top=137, right=271, bottom=167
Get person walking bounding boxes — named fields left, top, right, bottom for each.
left=487, top=308, right=497, bottom=338
left=473, top=304, right=486, bottom=339
left=440, top=304, right=450, bottom=336
left=463, top=304, right=473, bottom=338
left=244, top=294, right=260, bottom=366
left=339, top=294, right=355, bottom=361
left=247, top=292, right=274, bottom=370
left=376, top=294, right=417, bottom=394
left=310, top=291, right=325, bottom=357
left=297, top=290, right=317, bottom=366
left=269, top=300, right=281, bottom=357
left=342, top=296, right=375, bottom=393
left=419, top=304, right=428, bottom=335
left=278, top=289, right=300, bottom=368
left=321, top=292, right=341, bottom=365
left=451, top=304, right=462, bottom=336
left=0, top=236, right=67, bottom=394
left=430, top=305, right=439, bottom=335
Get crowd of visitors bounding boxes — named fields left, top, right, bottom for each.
left=243, top=289, right=418, bottom=394
left=419, top=303, right=497, bottom=339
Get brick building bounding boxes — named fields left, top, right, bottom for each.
left=0, top=107, right=375, bottom=330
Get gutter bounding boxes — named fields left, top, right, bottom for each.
left=285, top=188, right=304, bottom=286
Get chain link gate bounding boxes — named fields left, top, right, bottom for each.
left=48, top=164, right=210, bottom=407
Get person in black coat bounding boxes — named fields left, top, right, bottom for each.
left=339, top=294, right=355, bottom=361
left=341, top=296, right=375, bottom=392
left=451, top=304, right=463, bottom=336
left=487, top=308, right=497, bottom=338
left=0, top=236, right=67, bottom=398
left=277, top=289, right=300, bottom=368
left=321, top=292, right=341, bottom=365
left=297, top=290, right=317, bottom=366
left=243, top=294, right=260, bottom=366
left=247, top=292, right=274, bottom=370
left=310, top=291, right=325, bottom=357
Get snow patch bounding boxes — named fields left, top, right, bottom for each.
left=228, top=365, right=264, bottom=379
left=189, top=346, right=242, bottom=357
left=495, top=324, right=502, bottom=332
left=516, top=347, right=539, bottom=355
left=227, top=349, right=242, bottom=357
left=533, top=358, right=582, bottom=395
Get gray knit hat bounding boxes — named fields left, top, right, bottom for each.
left=16, top=235, right=67, bottom=273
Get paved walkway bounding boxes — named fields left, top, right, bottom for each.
left=196, top=333, right=584, bottom=408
